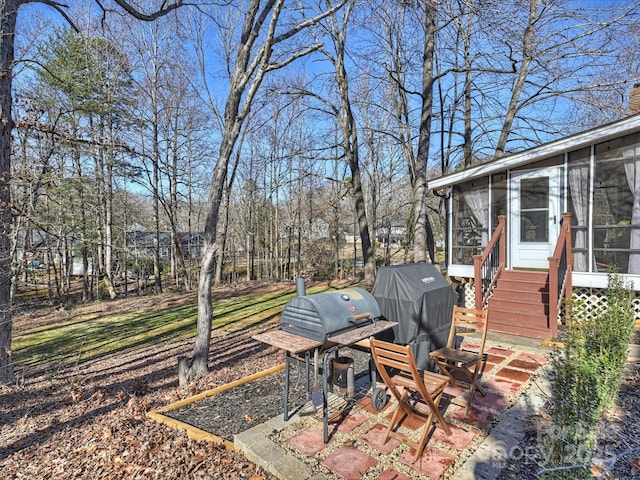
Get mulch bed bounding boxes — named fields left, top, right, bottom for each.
left=163, top=369, right=307, bottom=441
left=497, top=357, right=640, bottom=479
left=162, top=347, right=372, bottom=442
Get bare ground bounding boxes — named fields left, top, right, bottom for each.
left=1, top=283, right=289, bottom=480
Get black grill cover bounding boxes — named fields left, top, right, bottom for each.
left=372, top=263, right=457, bottom=371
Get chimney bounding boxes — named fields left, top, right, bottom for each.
left=631, top=83, right=640, bottom=116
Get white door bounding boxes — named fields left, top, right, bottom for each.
left=510, top=167, right=562, bottom=269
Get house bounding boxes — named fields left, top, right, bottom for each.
left=126, top=230, right=173, bottom=260
left=428, top=86, right=640, bottom=339
left=125, top=230, right=204, bottom=260
left=376, top=218, right=407, bottom=247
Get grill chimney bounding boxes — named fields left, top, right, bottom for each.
left=296, top=277, right=306, bottom=296
left=631, top=83, right=640, bottom=116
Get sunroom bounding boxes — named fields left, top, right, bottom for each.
left=428, top=113, right=640, bottom=337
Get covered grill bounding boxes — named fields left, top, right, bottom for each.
left=254, top=280, right=396, bottom=443
left=372, top=263, right=457, bottom=371
left=281, top=287, right=382, bottom=343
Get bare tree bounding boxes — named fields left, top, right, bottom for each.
left=180, top=0, right=346, bottom=384
left=356, top=0, right=438, bottom=263
left=492, top=0, right=540, bottom=159
left=315, top=0, right=376, bottom=285
left=0, top=0, right=185, bottom=385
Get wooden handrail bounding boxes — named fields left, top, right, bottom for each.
left=548, top=212, right=573, bottom=337
left=473, top=215, right=506, bottom=309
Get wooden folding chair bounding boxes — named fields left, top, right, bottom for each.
left=369, top=338, right=451, bottom=462
left=429, top=306, right=489, bottom=412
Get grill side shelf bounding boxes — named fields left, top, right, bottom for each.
left=326, top=320, right=398, bottom=346
left=252, top=329, right=323, bottom=354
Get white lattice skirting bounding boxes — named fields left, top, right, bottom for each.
left=462, top=282, right=640, bottom=321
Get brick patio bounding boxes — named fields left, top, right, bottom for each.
left=235, top=337, right=551, bottom=480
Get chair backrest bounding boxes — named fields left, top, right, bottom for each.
left=370, top=338, right=445, bottom=412
left=370, top=339, right=421, bottom=393
left=370, top=339, right=416, bottom=375
left=446, top=306, right=489, bottom=354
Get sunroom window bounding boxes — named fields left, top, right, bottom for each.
left=452, top=179, right=489, bottom=265
left=567, top=148, right=590, bottom=272
left=594, top=132, right=640, bottom=274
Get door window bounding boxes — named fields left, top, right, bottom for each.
left=520, top=176, right=550, bottom=243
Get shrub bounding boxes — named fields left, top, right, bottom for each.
left=581, top=271, right=636, bottom=408
left=541, top=270, right=635, bottom=478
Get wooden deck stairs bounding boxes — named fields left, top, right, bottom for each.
left=486, top=269, right=553, bottom=339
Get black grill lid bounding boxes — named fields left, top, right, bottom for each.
left=281, top=287, right=381, bottom=343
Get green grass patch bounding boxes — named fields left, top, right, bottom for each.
left=12, top=282, right=342, bottom=371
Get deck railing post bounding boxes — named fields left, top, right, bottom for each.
left=562, top=212, right=573, bottom=328
left=548, top=213, right=573, bottom=338
left=548, top=257, right=559, bottom=337
left=473, top=254, right=482, bottom=309
left=498, top=215, right=506, bottom=266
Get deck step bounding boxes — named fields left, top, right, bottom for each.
left=488, top=308, right=551, bottom=338
left=489, top=298, right=548, bottom=317
left=499, top=269, right=548, bottom=282
left=486, top=269, right=552, bottom=339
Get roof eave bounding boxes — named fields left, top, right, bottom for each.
left=428, top=113, right=640, bottom=190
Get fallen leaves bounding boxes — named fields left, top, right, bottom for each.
left=1, top=317, right=281, bottom=479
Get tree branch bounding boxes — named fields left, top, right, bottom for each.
left=29, top=0, right=80, bottom=32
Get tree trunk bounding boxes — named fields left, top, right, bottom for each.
left=179, top=241, right=216, bottom=385
left=412, top=0, right=437, bottom=264
left=462, top=3, right=473, bottom=168
left=105, top=141, right=115, bottom=298
left=215, top=149, right=240, bottom=286
left=330, top=0, right=375, bottom=286
left=0, top=0, right=17, bottom=385
left=181, top=139, right=231, bottom=383
left=214, top=184, right=231, bottom=287
left=351, top=163, right=375, bottom=284
left=182, top=0, right=344, bottom=382
left=494, top=0, right=540, bottom=158
left=152, top=120, right=162, bottom=293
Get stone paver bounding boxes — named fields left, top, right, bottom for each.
left=472, top=390, right=510, bottom=411
left=272, top=454, right=313, bottom=480
left=376, top=469, right=412, bottom=480
left=321, top=447, right=377, bottom=480
left=483, top=377, right=522, bottom=395
left=447, top=404, right=495, bottom=430
left=287, top=428, right=327, bottom=456
left=432, top=423, right=477, bottom=451
left=358, top=423, right=401, bottom=454
left=486, top=347, right=515, bottom=357
left=508, top=358, right=542, bottom=371
left=334, top=411, right=367, bottom=433
left=400, top=445, right=456, bottom=478
left=496, top=366, right=532, bottom=382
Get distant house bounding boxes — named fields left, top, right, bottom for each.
left=125, top=230, right=203, bottom=260
left=15, top=230, right=49, bottom=264
left=428, top=88, right=640, bottom=339
left=376, top=218, right=407, bottom=246
left=316, top=219, right=331, bottom=240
